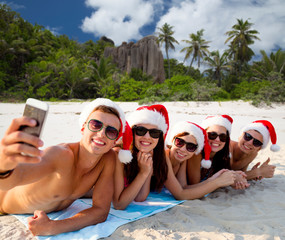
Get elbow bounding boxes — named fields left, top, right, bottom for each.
left=134, top=195, right=147, bottom=202
left=112, top=200, right=127, bottom=210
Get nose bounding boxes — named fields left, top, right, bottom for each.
left=96, top=127, right=106, bottom=138
left=144, top=131, right=151, bottom=138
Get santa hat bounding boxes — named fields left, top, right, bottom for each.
left=241, top=120, right=280, bottom=151
left=166, top=121, right=212, bottom=169
left=79, top=98, right=131, bottom=163
left=127, top=104, right=169, bottom=134
left=201, top=115, right=233, bottom=134
left=118, top=121, right=133, bottom=164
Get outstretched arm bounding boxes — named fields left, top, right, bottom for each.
left=0, top=117, right=61, bottom=190
left=164, top=158, right=236, bottom=200
left=27, top=152, right=116, bottom=236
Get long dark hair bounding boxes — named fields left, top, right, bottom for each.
left=211, top=130, right=231, bottom=173
left=124, top=130, right=168, bottom=192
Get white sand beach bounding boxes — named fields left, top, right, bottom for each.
left=0, top=100, right=284, bottom=239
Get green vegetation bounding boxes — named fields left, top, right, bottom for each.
left=0, top=4, right=284, bottom=106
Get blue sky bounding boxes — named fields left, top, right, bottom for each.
left=2, top=0, right=285, bottom=63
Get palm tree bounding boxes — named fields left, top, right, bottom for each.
left=225, top=18, right=260, bottom=73
left=181, top=29, right=210, bottom=73
left=157, top=23, right=179, bottom=79
left=251, top=49, right=285, bottom=81
left=204, top=50, right=232, bottom=87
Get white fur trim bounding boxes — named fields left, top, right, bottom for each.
left=202, top=116, right=232, bottom=134
left=127, top=109, right=168, bottom=133
left=201, top=159, right=211, bottom=169
left=270, top=144, right=280, bottom=152
left=166, top=121, right=204, bottom=154
left=118, top=150, right=133, bottom=164
left=79, top=98, right=126, bottom=132
left=241, top=123, right=269, bottom=149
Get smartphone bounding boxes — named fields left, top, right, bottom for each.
left=20, top=98, right=49, bottom=138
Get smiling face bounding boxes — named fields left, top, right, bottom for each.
left=81, top=110, right=121, bottom=155
left=206, top=125, right=227, bottom=153
left=133, top=123, right=160, bottom=153
left=171, top=134, right=197, bottom=163
left=238, top=129, right=263, bottom=153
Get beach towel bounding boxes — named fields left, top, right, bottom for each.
left=13, top=189, right=184, bottom=240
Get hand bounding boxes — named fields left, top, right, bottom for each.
left=209, top=169, right=229, bottom=181
left=137, top=151, right=153, bottom=176
left=0, top=117, right=44, bottom=171
left=251, top=162, right=262, bottom=180
left=259, top=158, right=276, bottom=178
left=27, top=210, right=54, bottom=236
left=232, top=171, right=250, bottom=189
left=215, top=170, right=236, bottom=188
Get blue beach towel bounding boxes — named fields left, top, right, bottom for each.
left=13, top=190, right=184, bottom=240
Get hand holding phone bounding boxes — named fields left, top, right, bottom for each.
left=20, top=98, right=49, bottom=138
left=20, top=98, right=49, bottom=156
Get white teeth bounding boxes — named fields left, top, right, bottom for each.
left=141, top=141, right=151, bottom=146
left=212, top=143, right=219, bottom=147
left=93, top=139, right=104, bottom=145
left=244, top=144, right=250, bottom=150
left=177, top=152, right=185, bottom=157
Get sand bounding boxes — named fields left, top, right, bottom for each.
left=0, top=100, right=284, bottom=239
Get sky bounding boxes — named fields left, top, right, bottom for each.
left=2, top=0, right=285, bottom=63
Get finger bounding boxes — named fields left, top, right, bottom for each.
left=4, top=131, right=43, bottom=148
left=4, top=143, right=43, bottom=159
left=265, top=158, right=270, bottom=164
left=5, top=117, right=37, bottom=136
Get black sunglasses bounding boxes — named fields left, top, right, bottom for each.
left=174, top=137, right=198, bottom=152
left=132, top=126, right=162, bottom=139
left=243, top=132, right=263, bottom=147
left=207, top=131, right=228, bottom=142
left=87, top=119, right=119, bottom=140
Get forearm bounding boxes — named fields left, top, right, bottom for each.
left=114, top=172, right=150, bottom=210
left=46, top=207, right=108, bottom=235
left=244, top=168, right=260, bottom=180
left=174, top=180, right=219, bottom=200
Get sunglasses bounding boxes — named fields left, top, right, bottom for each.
left=132, top=126, right=162, bottom=139
left=207, top=131, right=227, bottom=142
left=243, top=132, right=263, bottom=147
left=174, top=137, right=198, bottom=152
left=87, top=119, right=119, bottom=140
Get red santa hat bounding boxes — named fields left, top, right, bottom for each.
left=166, top=121, right=212, bottom=169
left=118, top=121, right=133, bottom=164
left=201, top=115, right=233, bottom=134
left=127, top=104, right=169, bottom=134
left=241, top=120, right=280, bottom=151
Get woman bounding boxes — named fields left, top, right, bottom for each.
left=113, top=107, right=236, bottom=210
left=187, top=115, right=249, bottom=189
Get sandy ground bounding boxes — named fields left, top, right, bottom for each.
left=0, top=100, right=284, bottom=240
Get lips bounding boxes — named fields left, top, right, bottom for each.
left=176, top=151, right=186, bottom=159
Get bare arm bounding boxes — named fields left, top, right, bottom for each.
left=113, top=151, right=152, bottom=210
left=186, top=153, right=202, bottom=185
left=164, top=158, right=236, bottom=200
left=0, top=117, right=66, bottom=190
left=27, top=151, right=116, bottom=236
left=176, top=161, right=188, bottom=188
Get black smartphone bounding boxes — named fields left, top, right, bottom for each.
left=20, top=98, right=49, bottom=138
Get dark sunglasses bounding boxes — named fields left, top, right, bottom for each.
left=87, top=119, right=119, bottom=140
left=207, top=131, right=227, bottom=142
left=243, top=132, right=263, bottom=147
left=132, top=126, right=162, bottom=139
left=174, top=137, right=198, bottom=152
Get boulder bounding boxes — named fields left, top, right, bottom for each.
left=104, top=35, right=165, bottom=83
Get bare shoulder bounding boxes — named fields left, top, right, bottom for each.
left=42, top=143, right=76, bottom=168
left=100, top=149, right=117, bottom=170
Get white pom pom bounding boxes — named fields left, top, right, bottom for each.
left=118, top=150, right=133, bottom=164
left=201, top=159, right=212, bottom=169
left=270, top=144, right=280, bottom=152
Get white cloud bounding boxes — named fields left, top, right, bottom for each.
left=1, top=1, right=25, bottom=10
left=156, top=0, right=285, bottom=63
left=81, top=0, right=157, bottom=45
